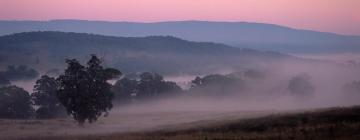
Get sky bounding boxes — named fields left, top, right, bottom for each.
left=0, top=0, right=359, bottom=35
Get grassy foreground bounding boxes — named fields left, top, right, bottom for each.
left=10, top=106, right=360, bottom=140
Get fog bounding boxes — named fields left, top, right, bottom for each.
left=175, top=54, right=360, bottom=109
left=2, top=53, right=360, bottom=139
left=10, top=53, right=360, bottom=110
left=105, top=53, right=360, bottom=115
left=293, top=53, right=360, bottom=64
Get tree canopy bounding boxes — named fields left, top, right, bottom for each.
left=32, top=75, right=65, bottom=119
left=112, top=77, right=138, bottom=104
left=190, top=74, right=245, bottom=96
left=112, top=72, right=182, bottom=103
left=57, top=55, right=121, bottom=124
left=0, top=86, right=33, bottom=119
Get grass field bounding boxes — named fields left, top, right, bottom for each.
left=2, top=106, right=360, bottom=140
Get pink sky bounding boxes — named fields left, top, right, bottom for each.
left=1, top=0, right=359, bottom=35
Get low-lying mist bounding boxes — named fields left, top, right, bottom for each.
left=105, top=56, right=360, bottom=118
left=8, top=53, right=360, bottom=112
left=2, top=53, right=360, bottom=139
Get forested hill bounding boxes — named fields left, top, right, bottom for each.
left=0, top=31, right=241, bottom=54
left=1, top=20, right=360, bottom=53
left=0, top=31, right=289, bottom=75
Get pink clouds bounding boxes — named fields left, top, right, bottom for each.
left=0, top=0, right=359, bottom=35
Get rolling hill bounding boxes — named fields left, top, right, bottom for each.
left=0, top=31, right=289, bottom=75
left=1, top=20, right=360, bottom=53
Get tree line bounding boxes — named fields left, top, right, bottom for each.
left=1, top=55, right=359, bottom=125
left=0, top=55, right=248, bottom=123
left=0, top=55, right=182, bottom=125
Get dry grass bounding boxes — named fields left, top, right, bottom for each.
left=2, top=106, right=360, bottom=140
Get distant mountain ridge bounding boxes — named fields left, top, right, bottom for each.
left=1, top=20, right=359, bottom=53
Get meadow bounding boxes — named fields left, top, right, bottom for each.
left=2, top=106, right=360, bottom=140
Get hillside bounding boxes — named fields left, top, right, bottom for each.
left=0, top=31, right=287, bottom=75
left=1, top=20, right=360, bottom=53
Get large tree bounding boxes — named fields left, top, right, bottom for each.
left=0, top=86, right=33, bottom=119
left=32, top=75, right=65, bottom=119
left=57, top=55, right=121, bottom=125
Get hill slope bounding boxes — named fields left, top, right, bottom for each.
left=1, top=20, right=360, bottom=53
left=0, top=31, right=287, bottom=75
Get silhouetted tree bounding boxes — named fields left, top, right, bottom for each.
left=57, top=55, right=121, bottom=125
left=136, top=72, right=182, bottom=100
left=138, top=72, right=163, bottom=98
left=190, top=74, right=245, bottom=95
left=288, top=74, right=315, bottom=96
left=112, top=72, right=182, bottom=103
left=161, top=81, right=182, bottom=93
left=32, top=75, right=65, bottom=119
left=191, top=76, right=202, bottom=88
left=0, top=86, right=33, bottom=119
left=112, top=77, right=138, bottom=104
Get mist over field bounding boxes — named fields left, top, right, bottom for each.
left=6, top=51, right=360, bottom=110
left=1, top=0, right=360, bottom=139
left=2, top=31, right=360, bottom=110
left=128, top=54, right=360, bottom=111
left=0, top=23, right=360, bottom=140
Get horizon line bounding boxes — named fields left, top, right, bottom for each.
left=1, top=19, right=359, bottom=37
